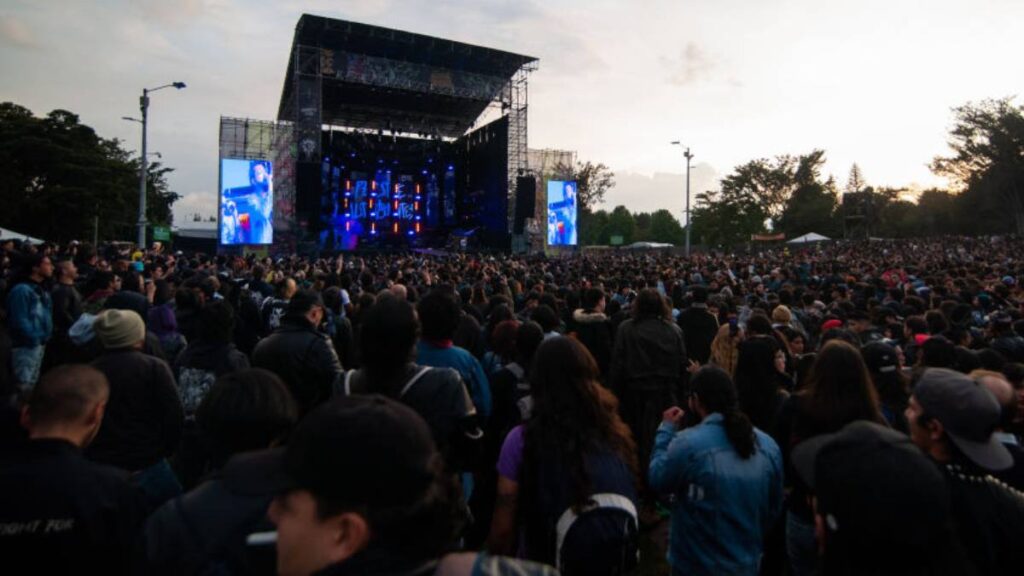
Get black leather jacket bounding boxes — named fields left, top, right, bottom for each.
left=252, top=315, right=343, bottom=415
left=944, top=462, right=1024, bottom=575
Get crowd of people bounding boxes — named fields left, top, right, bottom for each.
left=2, top=233, right=1024, bottom=575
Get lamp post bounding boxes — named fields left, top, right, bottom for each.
left=671, top=141, right=694, bottom=257
left=127, top=82, right=185, bottom=249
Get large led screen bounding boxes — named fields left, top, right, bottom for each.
left=220, top=158, right=273, bottom=245
left=547, top=180, right=578, bottom=246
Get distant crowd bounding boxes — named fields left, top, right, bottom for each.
left=2, top=234, right=1024, bottom=575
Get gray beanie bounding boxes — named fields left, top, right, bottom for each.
left=94, top=309, right=146, bottom=350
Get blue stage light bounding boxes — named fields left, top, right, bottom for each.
left=447, top=165, right=454, bottom=171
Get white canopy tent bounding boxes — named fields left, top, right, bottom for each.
left=625, top=241, right=674, bottom=250
left=0, top=226, right=46, bottom=245
left=786, top=232, right=831, bottom=244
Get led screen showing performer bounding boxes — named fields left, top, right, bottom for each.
left=547, top=180, right=577, bottom=246
left=220, top=159, right=273, bottom=245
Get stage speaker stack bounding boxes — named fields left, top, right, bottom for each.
left=514, top=176, right=537, bottom=234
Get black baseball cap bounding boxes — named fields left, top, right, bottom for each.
left=792, top=421, right=950, bottom=554
left=228, top=395, right=438, bottom=509
left=914, top=368, right=1012, bottom=471
left=861, top=341, right=899, bottom=374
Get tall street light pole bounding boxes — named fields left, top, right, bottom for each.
left=130, top=82, right=185, bottom=248
left=671, top=142, right=694, bottom=257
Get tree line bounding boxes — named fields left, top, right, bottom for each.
left=0, top=102, right=179, bottom=243
left=568, top=97, right=1024, bottom=247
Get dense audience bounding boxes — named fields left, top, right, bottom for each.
left=3, top=234, right=1024, bottom=575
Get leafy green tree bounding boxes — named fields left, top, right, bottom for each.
left=846, top=163, right=866, bottom=193
left=931, top=97, right=1024, bottom=233
left=648, top=209, right=685, bottom=244
left=605, top=205, right=636, bottom=245
left=690, top=189, right=767, bottom=247
left=633, top=211, right=652, bottom=241
left=553, top=160, right=615, bottom=213
left=914, top=189, right=957, bottom=235
left=578, top=208, right=609, bottom=246
left=0, top=102, right=179, bottom=242
left=718, top=155, right=796, bottom=226
left=777, top=152, right=839, bottom=238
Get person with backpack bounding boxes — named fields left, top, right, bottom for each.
left=254, top=394, right=555, bottom=576
left=142, top=369, right=298, bottom=576
left=467, top=320, right=543, bottom=548
left=337, top=294, right=482, bottom=475
left=488, top=336, right=640, bottom=575
left=172, top=300, right=251, bottom=489
left=417, top=288, right=492, bottom=421
left=649, top=366, right=784, bottom=576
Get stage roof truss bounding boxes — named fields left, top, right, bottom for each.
left=278, top=14, right=537, bottom=140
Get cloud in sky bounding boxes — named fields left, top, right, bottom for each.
left=2, top=0, right=1024, bottom=224
left=600, top=164, right=719, bottom=224
left=662, top=42, right=716, bottom=86
left=0, top=14, right=39, bottom=49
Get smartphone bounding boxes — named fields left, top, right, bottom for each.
left=729, top=317, right=739, bottom=336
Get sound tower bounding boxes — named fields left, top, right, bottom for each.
left=295, top=162, right=322, bottom=238
left=514, top=176, right=536, bottom=234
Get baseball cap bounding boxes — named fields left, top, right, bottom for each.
left=821, top=318, right=843, bottom=331
left=230, top=395, right=438, bottom=509
left=861, top=341, right=898, bottom=374
left=914, top=368, right=1012, bottom=471
left=791, top=421, right=950, bottom=554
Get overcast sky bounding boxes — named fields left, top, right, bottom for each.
left=2, top=0, right=1022, bottom=223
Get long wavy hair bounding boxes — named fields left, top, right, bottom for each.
left=803, top=340, right=883, bottom=432
left=520, top=337, right=638, bottom=555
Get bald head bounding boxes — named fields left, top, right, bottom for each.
left=971, top=369, right=1016, bottom=430
left=26, top=365, right=109, bottom=433
left=389, top=283, right=408, bottom=301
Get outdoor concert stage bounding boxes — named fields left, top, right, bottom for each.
left=217, top=14, right=538, bottom=254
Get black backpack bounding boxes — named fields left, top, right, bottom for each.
left=554, top=493, right=639, bottom=575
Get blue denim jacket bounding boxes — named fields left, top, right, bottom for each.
left=6, top=282, right=53, bottom=347
left=649, top=413, right=783, bottom=575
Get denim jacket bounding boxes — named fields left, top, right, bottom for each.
left=648, top=413, right=783, bottom=575
left=6, top=282, right=53, bottom=347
